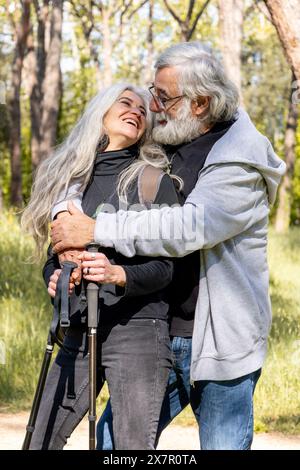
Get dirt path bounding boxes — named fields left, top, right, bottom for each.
left=1, top=412, right=300, bottom=450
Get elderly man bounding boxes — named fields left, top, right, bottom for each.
left=51, top=42, right=286, bottom=450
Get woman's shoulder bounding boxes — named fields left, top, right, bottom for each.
left=138, top=165, right=178, bottom=206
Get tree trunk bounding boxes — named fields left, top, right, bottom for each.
left=264, top=0, right=300, bottom=82
left=9, top=0, right=31, bottom=207
left=29, top=0, right=49, bottom=170
left=218, top=0, right=244, bottom=104
left=275, top=74, right=299, bottom=233
left=39, top=0, right=64, bottom=161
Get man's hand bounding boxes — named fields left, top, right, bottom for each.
left=51, top=201, right=95, bottom=253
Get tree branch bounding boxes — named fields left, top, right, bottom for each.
left=255, top=0, right=272, bottom=23
left=128, top=0, right=148, bottom=20
left=188, top=0, right=210, bottom=41
left=163, top=0, right=183, bottom=25
left=187, top=0, right=195, bottom=23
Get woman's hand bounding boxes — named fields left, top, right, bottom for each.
left=58, top=248, right=84, bottom=285
left=78, top=251, right=126, bottom=286
left=47, top=269, right=75, bottom=298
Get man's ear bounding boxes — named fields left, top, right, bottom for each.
left=191, top=96, right=210, bottom=117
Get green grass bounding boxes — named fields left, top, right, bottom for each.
left=0, top=212, right=300, bottom=433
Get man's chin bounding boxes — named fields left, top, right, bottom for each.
left=152, top=124, right=172, bottom=144
left=152, top=126, right=186, bottom=145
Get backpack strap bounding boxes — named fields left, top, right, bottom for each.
left=138, top=165, right=165, bottom=207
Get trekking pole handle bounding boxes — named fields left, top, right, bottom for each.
left=86, top=243, right=100, bottom=329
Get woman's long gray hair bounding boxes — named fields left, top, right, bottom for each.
left=21, top=82, right=179, bottom=257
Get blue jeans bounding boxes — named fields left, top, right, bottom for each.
left=97, top=336, right=191, bottom=450
left=96, top=336, right=261, bottom=450
left=191, top=369, right=261, bottom=449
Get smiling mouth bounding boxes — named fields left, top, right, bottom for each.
left=123, top=118, right=139, bottom=129
left=157, top=119, right=167, bottom=126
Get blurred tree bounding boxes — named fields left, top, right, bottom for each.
left=218, top=0, right=244, bottom=104
left=39, top=0, right=64, bottom=161
left=69, top=0, right=102, bottom=85
left=69, top=1, right=148, bottom=88
left=275, top=73, right=299, bottom=233
left=7, top=0, right=31, bottom=207
left=22, top=0, right=64, bottom=170
left=264, top=0, right=300, bottom=83
left=242, top=8, right=291, bottom=143
left=26, top=0, right=49, bottom=170
left=0, top=1, right=12, bottom=209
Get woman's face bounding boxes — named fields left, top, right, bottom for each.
left=103, top=90, right=148, bottom=151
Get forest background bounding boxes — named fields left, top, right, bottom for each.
left=0, top=0, right=300, bottom=435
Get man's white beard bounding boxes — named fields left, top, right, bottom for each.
left=152, top=101, right=205, bottom=145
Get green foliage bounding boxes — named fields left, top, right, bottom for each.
left=242, top=11, right=291, bottom=144
left=242, top=9, right=300, bottom=227
left=58, top=67, right=98, bottom=143
left=0, top=211, right=50, bottom=407
left=0, top=105, right=10, bottom=206
left=291, top=124, right=300, bottom=225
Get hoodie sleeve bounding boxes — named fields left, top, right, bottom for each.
left=51, top=180, right=84, bottom=220
left=94, top=163, right=271, bottom=258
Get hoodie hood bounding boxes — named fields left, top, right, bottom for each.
left=202, top=108, right=286, bottom=205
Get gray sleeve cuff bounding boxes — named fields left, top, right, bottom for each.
left=51, top=198, right=83, bottom=220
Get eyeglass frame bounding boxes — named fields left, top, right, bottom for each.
left=148, top=85, right=186, bottom=111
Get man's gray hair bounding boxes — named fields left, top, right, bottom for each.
left=155, top=42, right=239, bottom=125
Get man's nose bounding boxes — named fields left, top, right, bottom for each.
left=149, top=97, right=162, bottom=113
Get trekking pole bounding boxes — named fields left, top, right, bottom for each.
left=86, top=242, right=100, bottom=450
left=22, top=261, right=77, bottom=450
left=22, top=332, right=54, bottom=450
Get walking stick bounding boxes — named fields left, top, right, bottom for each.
left=22, top=260, right=77, bottom=450
left=86, top=242, right=100, bottom=450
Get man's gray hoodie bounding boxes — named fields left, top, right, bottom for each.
left=55, top=109, right=286, bottom=381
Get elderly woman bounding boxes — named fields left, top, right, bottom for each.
left=22, top=83, right=180, bottom=450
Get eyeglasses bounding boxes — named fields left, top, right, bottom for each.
left=148, top=85, right=186, bottom=111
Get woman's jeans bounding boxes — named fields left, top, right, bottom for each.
left=97, top=336, right=261, bottom=450
left=29, top=318, right=172, bottom=450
